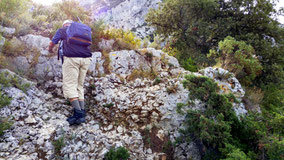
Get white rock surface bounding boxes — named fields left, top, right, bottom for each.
left=0, top=26, right=15, bottom=37
left=81, top=0, right=162, bottom=38
left=0, top=41, right=248, bottom=160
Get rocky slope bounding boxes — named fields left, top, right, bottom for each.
left=77, top=0, right=162, bottom=38
left=0, top=31, right=247, bottom=160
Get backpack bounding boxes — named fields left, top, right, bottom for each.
left=66, top=22, right=92, bottom=46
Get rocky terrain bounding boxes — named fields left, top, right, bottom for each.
left=76, top=0, right=162, bottom=38
left=0, top=27, right=247, bottom=160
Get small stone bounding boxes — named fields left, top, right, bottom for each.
left=107, top=125, right=113, bottom=130
left=117, top=126, right=123, bottom=133
left=25, top=116, right=37, bottom=124
left=147, top=148, right=152, bottom=154
left=131, top=114, right=139, bottom=120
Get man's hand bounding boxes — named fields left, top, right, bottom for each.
left=48, top=41, right=55, bottom=53
left=47, top=47, right=53, bottom=53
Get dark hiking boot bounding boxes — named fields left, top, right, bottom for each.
left=75, top=109, right=86, bottom=125
left=67, top=109, right=80, bottom=125
left=67, top=109, right=75, bottom=122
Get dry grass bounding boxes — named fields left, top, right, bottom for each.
left=127, top=69, right=157, bottom=81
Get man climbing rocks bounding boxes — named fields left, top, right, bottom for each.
left=48, top=20, right=92, bottom=125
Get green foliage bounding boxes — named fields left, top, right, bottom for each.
left=30, top=0, right=91, bottom=37
left=208, top=36, right=262, bottom=86
left=0, top=71, right=31, bottom=93
left=90, top=20, right=107, bottom=51
left=153, top=77, right=161, bottom=85
left=182, top=75, right=219, bottom=102
left=148, top=34, right=164, bottom=50
left=104, top=147, right=130, bottom=160
left=104, top=28, right=142, bottom=51
left=103, top=103, right=114, bottom=108
left=52, top=136, right=66, bottom=155
left=180, top=57, right=198, bottom=72
left=179, top=74, right=262, bottom=159
left=0, top=0, right=34, bottom=36
left=220, top=143, right=251, bottom=160
left=241, top=111, right=284, bottom=160
left=0, top=91, right=11, bottom=108
left=162, top=45, right=179, bottom=57
left=0, top=118, right=12, bottom=136
left=146, top=0, right=284, bottom=112
left=262, top=83, right=284, bottom=112
left=264, top=136, right=284, bottom=159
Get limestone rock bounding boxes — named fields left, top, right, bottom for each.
left=86, top=0, right=162, bottom=38
left=0, top=26, right=15, bottom=37
left=20, top=34, right=50, bottom=56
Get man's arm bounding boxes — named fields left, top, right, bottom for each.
left=48, top=29, right=64, bottom=53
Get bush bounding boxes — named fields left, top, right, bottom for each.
left=104, top=147, right=130, bottom=160
left=0, top=0, right=34, bottom=36
left=90, top=20, right=107, bottom=51
left=208, top=36, right=262, bottom=86
left=52, top=136, right=65, bottom=155
left=179, top=74, right=264, bottom=159
left=0, top=118, right=12, bottom=136
left=103, top=28, right=141, bottom=50
left=0, top=91, right=11, bottom=108
left=265, top=136, right=284, bottom=159
left=0, top=71, right=31, bottom=93
left=30, top=0, right=91, bottom=37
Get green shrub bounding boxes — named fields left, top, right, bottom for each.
left=180, top=57, right=198, bottom=72
left=52, top=136, right=65, bottom=155
left=90, top=20, right=107, bottom=51
left=103, top=103, right=114, bottom=108
left=0, top=118, right=12, bottom=136
left=104, top=146, right=130, bottom=160
left=0, top=91, right=11, bottom=108
left=103, top=28, right=142, bottom=51
left=179, top=74, right=260, bottom=159
left=0, top=71, right=31, bottom=93
left=264, top=135, right=284, bottom=159
left=208, top=36, right=262, bottom=86
left=153, top=77, right=161, bottom=85
left=30, top=0, right=91, bottom=37
left=148, top=34, right=164, bottom=50
left=0, top=0, right=34, bottom=36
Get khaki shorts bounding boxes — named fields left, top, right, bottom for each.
left=62, top=56, right=92, bottom=99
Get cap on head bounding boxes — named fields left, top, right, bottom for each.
left=62, top=20, right=73, bottom=26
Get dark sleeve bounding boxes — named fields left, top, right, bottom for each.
left=51, top=29, right=65, bottom=44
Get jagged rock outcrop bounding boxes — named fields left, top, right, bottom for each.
left=0, top=34, right=247, bottom=160
left=9, top=34, right=62, bottom=81
left=79, top=0, right=161, bottom=38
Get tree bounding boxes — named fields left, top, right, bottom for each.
left=147, top=0, right=284, bottom=110
left=208, top=36, right=262, bottom=86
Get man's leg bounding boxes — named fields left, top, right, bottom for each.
left=70, top=97, right=80, bottom=110
left=77, top=58, right=92, bottom=109
left=62, top=57, right=83, bottom=125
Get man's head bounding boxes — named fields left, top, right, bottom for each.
left=63, top=20, right=73, bottom=27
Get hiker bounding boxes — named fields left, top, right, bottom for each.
left=48, top=19, right=92, bottom=125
